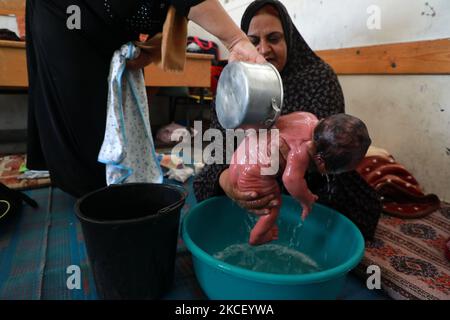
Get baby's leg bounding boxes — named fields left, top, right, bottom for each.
left=249, top=206, right=280, bottom=245
left=234, top=166, right=281, bottom=245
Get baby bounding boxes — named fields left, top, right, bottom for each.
left=229, top=112, right=371, bottom=245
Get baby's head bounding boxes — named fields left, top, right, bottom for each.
left=312, top=114, right=371, bottom=174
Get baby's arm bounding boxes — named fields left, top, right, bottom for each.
left=282, top=144, right=318, bottom=220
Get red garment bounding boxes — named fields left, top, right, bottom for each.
left=356, top=154, right=440, bottom=219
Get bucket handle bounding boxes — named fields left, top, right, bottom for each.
left=158, top=185, right=188, bottom=214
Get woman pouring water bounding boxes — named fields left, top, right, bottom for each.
left=194, top=0, right=381, bottom=240
left=26, top=0, right=265, bottom=198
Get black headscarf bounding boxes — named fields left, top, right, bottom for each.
left=241, top=0, right=345, bottom=119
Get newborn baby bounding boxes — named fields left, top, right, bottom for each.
left=229, top=112, right=371, bottom=245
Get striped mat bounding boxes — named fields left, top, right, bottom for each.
left=0, top=180, right=205, bottom=300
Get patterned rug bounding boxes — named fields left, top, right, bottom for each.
left=355, top=202, right=450, bottom=300
left=0, top=154, right=51, bottom=190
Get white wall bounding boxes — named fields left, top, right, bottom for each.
left=277, top=0, right=450, bottom=50
left=198, top=0, right=450, bottom=51
left=0, top=14, right=18, bottom=35
left=189, top=0, right=450, bottom=201
left=341, top=76, right=450, bottom=201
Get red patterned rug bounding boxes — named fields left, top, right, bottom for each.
left=355, top=203, right=450, bottom=300
left=0, top=154, right=51, bottom=190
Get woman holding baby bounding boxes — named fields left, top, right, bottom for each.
left=194, top=0, right=381, bottom=239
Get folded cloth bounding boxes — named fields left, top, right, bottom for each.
left=135, top=5, right=188, bottom=72
left=17, top=170, right=50, bottom=180
left=159, top=154, right=184, bottom=170
left=98, top=43, right=163, bottom=185
left=356, top=146, right=440, bottom=219
left=193, top=162, right=205, bottom=175
left=165, top=167, right=194, bottom=183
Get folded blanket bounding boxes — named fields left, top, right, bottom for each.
left=356, top=147, right=440, bottom=219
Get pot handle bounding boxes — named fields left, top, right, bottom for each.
left=264, top=98, right=281, bottom=128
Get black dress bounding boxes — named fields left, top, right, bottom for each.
left=26, top=0, right=203, bottom=197
left=193, top=0, right=382, bottom=240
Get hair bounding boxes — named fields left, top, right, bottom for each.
left=254, top=4, right=281, bottom=18
left=313, top=114, right=371, bottom=173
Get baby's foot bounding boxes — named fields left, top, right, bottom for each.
left=249, top=231, right=274, bottom=246
left=270, top=226, right=279, bottom=241
left=249, top=226, right=279, bottom=246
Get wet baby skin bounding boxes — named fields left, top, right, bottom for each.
left=229, top=112, right=319, bottom=245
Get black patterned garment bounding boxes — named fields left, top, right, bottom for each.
left=104, top=0, right=169, bottom=36
left=193, top=0, right=381, bottom=240
left=104, top=0, right=203, bottom=36
left=26, top=0, right=203, bottom=198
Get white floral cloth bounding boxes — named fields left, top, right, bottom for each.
left=98, top=43, right=163, bottom=185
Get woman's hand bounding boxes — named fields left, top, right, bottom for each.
left=188, top=0, right=265, bottom=64
left=219, top=169, right=278, bottom=215
left=228, top=37, right=266, bottom=64
left=126, top=50, right=153, bottom=70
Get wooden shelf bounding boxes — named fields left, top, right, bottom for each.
left=0, top=40, right=212, bottom=89
left=145, top=53, right=213, bottom=87
left=316, top=39, right=450, bottom=75
left=2, top=34, right=450, bottom=90
left=0, top=40, right=27, bottom=88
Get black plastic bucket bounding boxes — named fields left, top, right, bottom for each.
left=75, top=183, right=186, bottom=300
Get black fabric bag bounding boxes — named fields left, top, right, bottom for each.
left=0, top=29, right=21, bottom=41
left=0, top=183, right=38, bottom=223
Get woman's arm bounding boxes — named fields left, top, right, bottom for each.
left=188, top=0, right=265, bottom=63
left=129, top=0, right=264, bottom=69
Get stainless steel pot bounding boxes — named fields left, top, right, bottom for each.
left=215, top=62, right=283, bottom=129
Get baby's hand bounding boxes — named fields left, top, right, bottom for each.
left=300, top=194, right=319, bottom=221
